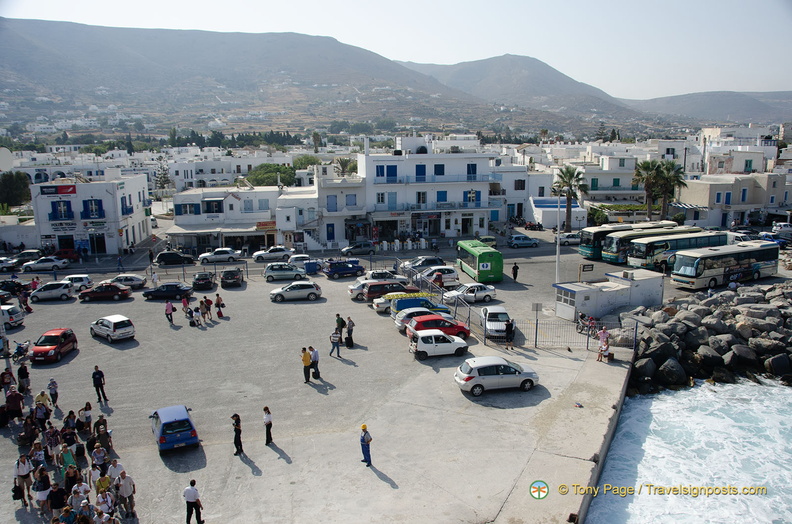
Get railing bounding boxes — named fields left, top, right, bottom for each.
left=371, top=201, right=494, bottom=212
left=80, top=210, right=106, bottom=219
left=589, top=185, right=642, bottom=192
left=143, top=198, right=153, bottom=207
left=121, top=205, right=134, bottom=215
left=48, top=211, right=75, bottom=221
left=372, top=173, right=502, bottom=185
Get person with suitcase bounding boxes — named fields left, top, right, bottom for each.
left=346, top=316, right=355, bottom=348
left=215, top=293, right=225, bottom=318
left=309, top=346, right=320, bottom=380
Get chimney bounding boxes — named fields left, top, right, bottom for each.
left=364, top=137, right=370, bottom=156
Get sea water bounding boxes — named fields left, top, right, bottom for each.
left=586, top=379, right=792, bottom=524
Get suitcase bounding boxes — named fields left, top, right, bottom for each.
left=25, top=305, right=33, bottom=313
left=189, top=319, right=197, bottom=327
left=312, top=370, right=320, bottom=380
left=217, top=308, right=224, bottom=318
left=75, top=443, right=85, bottom=458
left=345, top=336, right=353, bottom=349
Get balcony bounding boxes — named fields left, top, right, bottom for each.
left=322, top=205, right=366, bottom=216
left=371, top=201, right=497, bottom=213
left=48, top=211, right=74, bottom=221
left=372, top=173, right=502, bottom=185
left=143, top=198, right=153, bottom=207
left=121, top=205, right=134, bottom=216
left=80, top=210, right=106, bottom=220
left=588, top=185, right=642, bottom=192
left=318, top=176, right=365, bottom=188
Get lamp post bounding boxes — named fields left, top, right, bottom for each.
left=555, top=190, right=561, bottom=283
left=576, top=216, right=584, bottom=231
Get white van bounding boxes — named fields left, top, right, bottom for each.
left=1, top=304, right=26, bottom=330
left=90, top=314, right=135, bottom=343
left=63, top=274, right=93, bottom=291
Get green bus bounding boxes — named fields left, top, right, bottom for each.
left=578, top=220, right=677, bottom=259
left=601, top=225, right=703, bottom=264
left=456, top=240, right=503, bottom=283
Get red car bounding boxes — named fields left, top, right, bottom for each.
left=31, top=328, right=78, bottom=363
left=53, top=249, right=81, bottom=262
left=405, top=314, right=470, bottom=340
left=79, top=282, right=132, bottom=301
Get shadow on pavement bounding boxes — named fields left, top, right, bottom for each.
left=160, top=445, right=207, bottom=472
left=239, top=453, right=262, bottom=476
left=369, top=465, right=398, bottom=489
left=269, top=443, right=291, bottom=464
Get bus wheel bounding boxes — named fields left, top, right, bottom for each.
left=708, top=278, right=717, bottom=289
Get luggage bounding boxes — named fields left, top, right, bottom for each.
left=189, top=319, right=197, bottom=327
left=345, top=336, right=353, bottom=349
left=24, top=305, right=33, bottom=313
left=217, top=308, right=224, bottom=318
left=75, top=419, right=85, bottom=432
left=607, top=352, right=615, bottom=363
left=75, top=443, right=85, bottom=458
left=312, top=370, right=320, bottom=380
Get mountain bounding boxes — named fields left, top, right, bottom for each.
left=620, top=91, right=792, bottom=123
left=399, top=54, right=642, bottom=120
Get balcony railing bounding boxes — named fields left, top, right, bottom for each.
left=121, top=205, right=134, bottom=215
left=371, top=201, right=495, bottom=212
left=372, top=173, right=502, bottom=185
left=589, top=185, right=642, bottom=192
left=48, top=211, right=75, bottom=221
left=80, top=210, right=106, bottom=220
left=143, top=198, right=153, bottom=207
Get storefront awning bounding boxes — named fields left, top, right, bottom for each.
left=201, top=197, right=225, bottom=202
left=168, top=223, right=259, bottom=235
left=670, top=202, right=709, bottom=210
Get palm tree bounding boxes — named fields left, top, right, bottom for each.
left=633, top=159, right=662, bottom=221
left=656, top=160, right=687, bottom=219
left=335, top=157, right=352, bottom=176
left=552, top=165, right=589, bottom=233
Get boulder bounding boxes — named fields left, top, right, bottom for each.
left=609, top=328, right=635, bottom=347
left=711, top=367, right=737, bottom=384
left=733, top=321, right=754, bottom=340
left=662, top=306, right=679, bottom=317
left=734, top=295, right=757, bottom=305
left=679, top=350, right=703, bottom=378
left=638, top=341, right=678, bottom=366
left=675, top=310, right=702, bottom=328
left=655, top=358, right=688, bottom=386
left=633, top=358, right=657, bottom=378
left=688, top=305, right=712, bottom=319
left=735, top=304, right=781, bottom=318
left=734, top=314, right=782, bottom=332
left=697, top=345, right=725, bottom=368
left=764, top=354, right=792, bottom=376
left=651, top=310, right=669, bottom=324
left=708, top=334, right=739, bottom=355
left=684, top=326, right=710, bottom=348
left=723, top=344, right=758, bottom=369
left=748, top=337, right=786, bottom=356
left=666, top=320, right=689, bottom=338
left=700, top=315, right=729, bottom=334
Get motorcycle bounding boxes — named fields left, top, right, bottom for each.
left=576, top=315, right=597, bottom=337
left=10, top=340, right=30, bottom=363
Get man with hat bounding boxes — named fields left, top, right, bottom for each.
left=360, top=424, right=373, bottom=467
left=5, top=385, right=25, bottom=424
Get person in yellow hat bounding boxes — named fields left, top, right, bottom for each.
left=360, top=424, right=373, bottom=467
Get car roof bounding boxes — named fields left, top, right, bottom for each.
left=152, top=404, right=191, bottom=422
left=463, top=356, right=509, bottom=367
left=115, top=273, right=143, bottom=278
left=484, top=305, right=508, bottom=313
left=414, top=328, right=452, bottom=337
left=65, top=274, right=90, bottom=278
left=100, top=314, right=131, bottom=322
left=398, top=307, right=432, bottom=316
left=41, top=328, right=70, bottom=336
left=411, top=314, right=451, bottom=322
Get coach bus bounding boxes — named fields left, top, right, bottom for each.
left=578, top=220, right=677, bottom=260
left=601, top=225, right=703, bottom=264
left=456, top=240, right=503, bottom=283
left=670, top=241, right=779, bottom=290
left=627, top=231, right=728, bottom=271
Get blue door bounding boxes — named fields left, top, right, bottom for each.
left=326, top=195, right=337, bottom=212
left=326, top=224, right=335, bottom=242
left=386, top=165, right=397, bottom=183
left=387, top=192, right=397, bottom=211
left=416, top=165, right=426, bottom=182
left=490, top=210, right=499, bottom=222
left=507, top=204, right=515, bottom=218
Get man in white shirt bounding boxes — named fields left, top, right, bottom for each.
left=309, top=346, right=320, bottom=378
left=13, top=453, right=34, bottom=505
left=183, top=479, right=204, bottom=524
left=115, top=470, right=136, bottom=518
left=106, top=459, right=123, bottom=484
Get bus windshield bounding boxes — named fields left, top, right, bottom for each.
left=673, top=255, right=698, bottom=276
left=601, top=235, right=621, bottom=254
left=630, top=243, right=647, bottom=258
left=580, top=231, right=595, bottom=247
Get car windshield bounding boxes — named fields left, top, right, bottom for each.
left=487, top=312, right=510, bottom=322
left=113, top=320, right=133, bottom=329
left=459, top=362, right=473, bottom=374
left=503, top=359, right=523, bottom=372
left=36, top=335, right=61, bottom=345
left=161, top=420, right=193, bottom=435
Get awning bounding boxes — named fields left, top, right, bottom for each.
left=670, top=202, right=709, bottom=210
left=201, top=197, right=225, bottom=202
left=168, top=223, right=259, bottom=235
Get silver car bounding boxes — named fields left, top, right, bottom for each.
left=253, top=246, right=295, bottom=262
left=22, top=257, right=70, bottom=272
left=263, top=263, right=306, bottom=282
left=30, top=281, right=74, bottom=302
left=555, top=232, right=581, bottom=246
left=109, top=273, right=148, bottom=289
left=393, top=307, right=455, bottom=332
left=480, top=306, right=511, bottom=338
left=453, top=356, right=539, bottom=397
left=270, top=281, right=322, bottom=302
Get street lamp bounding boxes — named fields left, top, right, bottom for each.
left=576, top=216, right=584, bottom=230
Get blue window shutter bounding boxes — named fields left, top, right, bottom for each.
left=194, top=204, right=201, bottom=215
left=82, top=200, right=90, bottom=214
left=434, top=164, right=444, bottom=176
left=174, top=205, right=183, bottom=216
left=416, top=165, right=426, bottom=176
left=97, top=200, right=104, bottom=213
left=376, top=165, right=384, bottom=177
left=51, top=201, right=58, bottom=214
left=476, top=191, right=481, bottom=202
left=437, top=191, right=447, bottom=202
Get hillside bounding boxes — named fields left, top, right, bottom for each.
left=620, top=91, right=792, bottom=123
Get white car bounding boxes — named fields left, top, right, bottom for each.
left=418, top=265, right=459, bottom=286
left=1, top=304, right=25, bottom=330
left=90, top=314, right=136, bottom=343
left=108, top=273, right=147, bottom=289
left=409, top=329, right=468, bottom=361
left=253, top=246, right=295, bottom=262
left=30, top=281, right=74, bottom=302
left=393, top=307, right=455, bottom=332
left=348, top=279, right=379, bottom=301
left=555, top=232, right=581, bottom=245
left=0, top=257, right=18, bottom=272
left=480, top=305, right=511, bottom=338
left=288, top=254, right=312, bottom=268
left=62, top=274, right=93, bottom=291
left=358, top=270, right=408, bottom=284
left=772, top=222, right=792, bottom=234
left=443, top=283, right=497, bottom=303
left=22, top=257, right=70, bottom=272
left=198, top=248, right=242, bottom=264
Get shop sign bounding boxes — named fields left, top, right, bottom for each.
left=51, top=222, right=77, bottom=232
left=390, top=212, right=405, bottom=217
left=40, top=185, right=76, bottom=196
left=256, top=221, right=276, bottom=230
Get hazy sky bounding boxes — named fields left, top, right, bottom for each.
left=2, top=0, right=791, bottom=100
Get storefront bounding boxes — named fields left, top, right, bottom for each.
left=345, top=217, right=372, bottom=242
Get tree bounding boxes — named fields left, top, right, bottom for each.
left=552, top=165, right=589, bottom=233
left=154, top=157, right=172, bottom=190
left=0, top=171, right=31, bottom=206
left=335, top=157, right=353, bottom=176
left=312, top=132, right=322, bottom=154
left=168, top=128, right=178, bottom=147
left=656, top=159, right=687, bottom=219
left=539, top=129, right=549, bottom=142
left=246, top=164, right=296, bottom=186
left=633, top=160, right=662, bottom=221
left=293, top=155, right=322, bottom=170
left=609, top=129, right=617, bottom=142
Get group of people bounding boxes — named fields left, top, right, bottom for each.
left=329, top=313, right=355, bottom=358
left=596, top=326, right=611, bottom=362
left=7, top=365, right=137, bottom=522
left=164, top=294, right=226, bottom=326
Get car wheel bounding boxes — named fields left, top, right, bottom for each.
left=483, top=294, right=492, bottom=303
left=3, top=322, right=10, bottom=331
left=23, top=266, right=31, bottom=272
left=82, top=295, right=90, bottom=302
left=454, top=346, right=468, bottom=356
left=520, top=379, right=535, bottom=391
left=90, top=328, right=96, bottom=337
left=562, top=241, right=569, bottom=246
left=355, top=293, right=364, bottom=301
left=368, top=250, right=374, bottom=255
left=56, top=352, right=62, bottom=362
left=753, top=271, right=761, bottom=281
left=175, top=294, right=182, bottom=300
left=0, top=267, right=6, bottom=272
left=307, top=293, right=318, bottom=301
left=201, top=259, right=208, bottom=265
left=80, top=285, right=88, bottom=291
left=256, top=256, right=264, bottom=262
left=707, top=278, right=717, bottom=289
left=415, top=351, right=428, bottom=361
left=266, top=275, right=274, bottom=282
left=60, top=294, right=69, bottom=301
left=228, top=257, right=234, bottom=262
left=383, top=306, right=390, bottom=314
left=355, top=270, right=364, bottom=276
left=30, top=296, right=39, bottom=303
left=107, top=333, right=113, bottom=343
left=456, top=331, right=468, bottom=340
left=274, top=294, right=284, bottom=302
left=282, top=255, right=289, bottom=260
left=332, top=273, right=340, bottom=280
left=470, top=384, right=484, bottom=397
left=294, top=274, right=302, bottom=280
left=112, top=294, right=121, bottom=301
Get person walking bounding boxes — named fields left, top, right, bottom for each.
left=17, top=362, right=30, bottom=394
left=1, top=366, right=17, bottom=394
left=92, top=366, right=109, bottom=403
left=47, top=481, right=67, bottom=517
left=329, top=328, right=342, bottom=358
left=152, top=271, right=159, bottom=287
left=215, top=293, right=225, bottom=318
left=504, top=318, right=515, bottom=350
left=346, top=316, right=355, bottom=346
left=301, top=348, right=312, bottom=384
left=183, top=479, right=205, bottom=524
left=512, top=263, right=519, bottom=282
left=47, top=377, right=59, bottom=408
left=309, top=346, right=320, bottom=380
left=6, top=385, right=25, bottom=424
left=165, top=300, right=175, bottom=325
left=116, top=256, right=124, bottom=272
left=14, top=453, right=35, bottom=506
left=231, top=414, right=243, bottom=456
left=148, top=249, right=154, bottom=265
left=335, top=313, right=346, bottom=333
left=263, top=406, right=273, bottom=446
left=114, top=470, right=136, bottom=519
left=360, top=424, right=373, bottom=467
left=199, top=300, right=208, bottom=323
left=203, top=296, right=213, bottom=321
left=181, top=297, right=190, bottom=317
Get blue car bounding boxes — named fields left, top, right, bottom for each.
left=323, top=261, right=365, bottom=280
left=390, top=297, right=452, bottom=319
left=150, top=405, right=199, bottom=453
left=759, top=232, right=788, bottom=250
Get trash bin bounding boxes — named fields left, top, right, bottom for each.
left=304, top=261, right=319, bottom=275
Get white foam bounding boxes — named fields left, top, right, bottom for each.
left=586, top=379, right=792, bottom=523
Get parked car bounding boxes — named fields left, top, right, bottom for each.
left=0, top=279, right=30, bottom=295
left=443, top=283, right=497, bottom=303
left=79, top=282, right=132, bottom=302
left=729, top=227, right=759, bottom=235
left=263, top=263, right=306, bottom=282
left=108, top=273, right=147, bottom=289
left=11, top=250, right=44, bottom=265
left=418, top=265, right=459, bottom=286
left=772, top=222, right=792, bottom=234
left=150, top=216, right=158, bottom=228
left=357, top=269, right=408, bottom=284
left=30, top=281, right=74, bottom=302
left=221, top=267, right=244, bottom=287
left=348, top=279, right=379, bottom=301
left=406, top=314, right=470, bottom=340
left=477, top=235, right=498, bottom=248
left=0, top=290, right=12, bottom=304
left=149, top=405, right=199, bottom=452
left=555, top=232, right=581, bottom=246
left=192, top=271, right=216, bottom=290
left=52, top=249, right=81, bottom=262
left=270, top=281, right=322, bottom=302
left=341, top=241, right=376, bottom=256
left=62, top=274, right=93, bottom=291
left=480, top=306, right=511, bottom=338
left=759, top=232, right=788, bottom=249
left=409, top=329, right=469, bottom=361
left=22, top=257, right=70, bottom=272
left=155, top=251, right=195, bottom=266
left=453, top=356, right=539, bottom=397
left=372, top=292, right=428, bottom=314
left=90, top=314, right=135, bottom=343
left=390, top=297, right=451, bottom=318
left=396, top=256, right=445, bottom=274
left=0, top=257, right=19, bottom=272
left=507, top=234, right=539, bottom=248
left=142, top=282, right=193, bottom=300
left=31, top=328, right=78, bottom=363
left=288, top=254, right=312, bottom=268
left=364, top=281, right=419, bottom=301
left=252, top=246, right=294, bottom=262
left=198, top=247, right=242, bottom=264
left=1, top=304, right=25, bottom=330
left=323, top=261, right=365, bottom=280
left=393, top=307, right=455, bottom=332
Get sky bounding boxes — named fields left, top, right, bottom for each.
left=2, top=0, right=791, bottom=100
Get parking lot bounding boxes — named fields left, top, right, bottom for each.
left=0, top=241, right=636, bottom=523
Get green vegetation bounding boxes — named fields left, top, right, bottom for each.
left=672, top=213, right=686, bottom=225
left=553, top=165, right=589, bottom=233
left=247, top=164, right=296, bottom=186
left=293, top=155, right=322, bottom=170
left=0, top=171, right=32, bottom=206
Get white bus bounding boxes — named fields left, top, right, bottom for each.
left=578, top=220, right=677, bottom=260
left=627, top=231, right=728, bottom=271
left=601, top=225, right=702, bottom=264
left=670, top=241, right=779, bottom=290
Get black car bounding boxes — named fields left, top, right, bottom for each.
left=0, top=280, right=31, bottom=295
left=0, top=290, right=12, bottom=304
left=142, top=282, right=193, bottom=300
left=192, top=271, right=216, bottom=290
left=155, top=251, right=195, bottom=266
left=221, top=268, right=243, bottom=287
